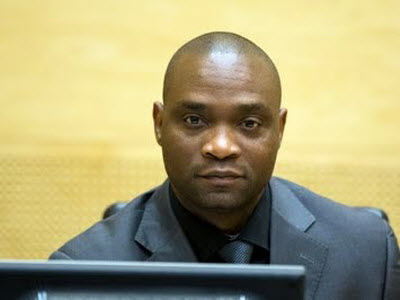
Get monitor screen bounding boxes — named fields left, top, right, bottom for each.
left=0, top=260, right=305, bottom=300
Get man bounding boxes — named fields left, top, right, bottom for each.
left=51, top=32, right=400, bottom=299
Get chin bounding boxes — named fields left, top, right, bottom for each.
left=198, top=193, right=249, bottom=211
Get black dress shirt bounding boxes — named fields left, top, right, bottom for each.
left=170, top=184, right=271, bottom=263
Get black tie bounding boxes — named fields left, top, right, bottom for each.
left=219, top=240, right=253, bottom=264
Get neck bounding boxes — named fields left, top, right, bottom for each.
left=176, top=189, right=264, bottom=234
left=196, top=206, right=257, bottom=234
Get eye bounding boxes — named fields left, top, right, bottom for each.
left=241, top=119, right=260, bottom=129
left=184, top=115, right=204, bottom=126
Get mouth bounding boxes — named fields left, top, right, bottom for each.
left=197, top=170, right=244, bottom=185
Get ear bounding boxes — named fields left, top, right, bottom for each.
left=153, top=101, right=164, bottom=146
left=278, top=108, right=287, bottom=147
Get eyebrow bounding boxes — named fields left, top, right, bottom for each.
left=176, top=100, right=206, bottom=111
left=174, top=99, right=271, bottom=115
left=236, top=102, right=269, bottom=113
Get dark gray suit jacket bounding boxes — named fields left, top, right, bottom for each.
left=50, top=177, right=400, bottom=300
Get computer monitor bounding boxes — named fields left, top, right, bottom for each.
left=0, top=260, right=305, bottom=299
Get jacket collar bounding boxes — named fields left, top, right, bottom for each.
left=269, top=177, right=315, bottom=232
left=134, top=180, right=197, bottom=262
left=269, top=177, right=328, bottom=300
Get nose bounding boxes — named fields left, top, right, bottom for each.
left=201, top=127, right=241, bottom=160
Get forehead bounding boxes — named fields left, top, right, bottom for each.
left=165, top=52, right=280, bottom=110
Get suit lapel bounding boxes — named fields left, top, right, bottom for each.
left=269, top=178, right=329, bottom=300
left=134, top=180, right=197, bottom=262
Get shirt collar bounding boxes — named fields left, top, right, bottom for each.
left=238, top=185, right=270, bottom=251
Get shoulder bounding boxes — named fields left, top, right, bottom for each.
left=49, top=186, right=159, bottom=261
left=271, top=176, right=386, bottom=223
left=270, top=176, right=390, bottom=247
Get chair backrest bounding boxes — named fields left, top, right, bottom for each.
left=357, top=206, right=389, bottom=222
left=103, top=202, right=128, bottom=219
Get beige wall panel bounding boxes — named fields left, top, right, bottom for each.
left=0, top=0, right=399, bottom=258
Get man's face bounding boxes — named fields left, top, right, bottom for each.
left=154, top=52, right=286, bottom=216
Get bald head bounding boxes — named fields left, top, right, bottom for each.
left=163, top=31, right=281, bottom=106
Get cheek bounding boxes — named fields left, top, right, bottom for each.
left=246, top=135, right=280, bottom=171
left=249, top=145, right=276, bottom=167
left=161, top=127, right=200, bottom=166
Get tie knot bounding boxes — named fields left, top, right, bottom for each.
left=219, top=240, right=253, bottom=264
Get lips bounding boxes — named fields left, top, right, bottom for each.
left=197, top=170, right=244, bottom=187
left=198, top=169, right=243, bottom=178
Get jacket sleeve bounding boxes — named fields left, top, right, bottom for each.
left=383, top=223, right=400, bottom=300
